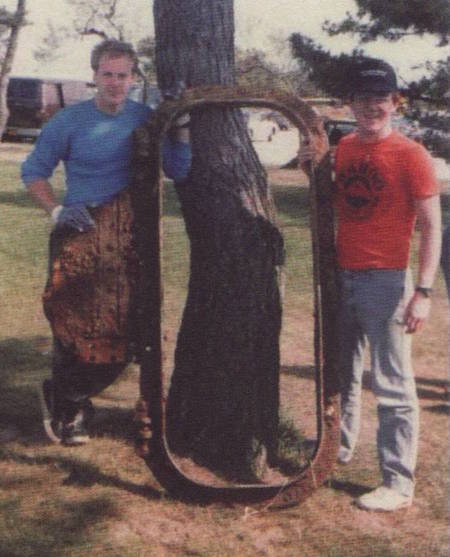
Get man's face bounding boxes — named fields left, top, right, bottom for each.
left=94, top=54, right=136, bottom=113
left=350, top=92, right=397, bottom=140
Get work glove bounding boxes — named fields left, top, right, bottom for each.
left=161, top=80, right=186, bottom=102
left=51, top=204, right=95, bottom=232
left=161, top=80, right=190, bottom=130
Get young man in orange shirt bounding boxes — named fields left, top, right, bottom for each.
left=301, top=58, right=441, bottom=511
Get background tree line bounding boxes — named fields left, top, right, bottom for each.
left=1, top=1, right=448, bottom=157
left=290, top=0, right=449, bottom=160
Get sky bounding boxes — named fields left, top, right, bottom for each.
left=6, top=0, right=445, bottom=84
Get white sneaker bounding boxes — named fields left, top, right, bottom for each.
left=355, top=486, right=412, bottom=512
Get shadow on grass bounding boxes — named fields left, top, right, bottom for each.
left=0, top=494, right=118, bottom=557
left=283, top=364, right=450, bottom=404
left=327, top=478, right=369, bottom=498
left=0, top=336, right=52, bottom=440
left=0, top=446, right=161, bottom=500
left=0, top=336, right=146, bottom=444
left=0, top=488, right=150, bottom=557
left=416, top=386, right=449, bottom=401
left=281, top=365, right=315, bottom=380
left=416, top=376, right=450, bottom=388
left=423, top=403, right=450, bottom=415
left=0, top=190, right=36, bottom=209
left=90, top=405, right=137, bottom=441
left=162, top=181, right=184, bottom=218
left=273, top=186, right=310, bottom=224
left=0, top=337, right=163, bottom=502
left=415, top=376, right=450, bottom=405
left=0, top=336, right=51, bottom=376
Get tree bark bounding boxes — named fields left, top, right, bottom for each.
left=0, top=0, right=26, bottom=138
left=153, top=0, right=283, bottom=480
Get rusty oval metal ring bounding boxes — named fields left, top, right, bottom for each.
left=132, top=86, right=340, bottom=508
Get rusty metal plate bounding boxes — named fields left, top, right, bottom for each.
left=43, top=190, right=139, bottom=365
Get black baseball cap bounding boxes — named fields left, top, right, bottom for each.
left=350, top=58, right=398, bottom=94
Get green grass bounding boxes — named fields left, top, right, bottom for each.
left=0, top=150, right=448, bottom=557
left=0, top=493, right=119, bottom=557
left=0, top=157, right=315, bottom=437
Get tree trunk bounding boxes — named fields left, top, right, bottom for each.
left=153, top=0, right=283, bottom=480
left=0, top=0, right=26, bottom=138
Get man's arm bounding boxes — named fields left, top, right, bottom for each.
left=21, top=113, right=66, bottom=216
left=404, top=194, right=442, bottom=333
left=22, top=116, right=94, bottom=232
left=163, top=114, right=191, bottom=182
left=159, top=82, right=191, bottom=181
left=27, top=179, right=59, bottom=215
left=27, top=178, right=94, bottom=232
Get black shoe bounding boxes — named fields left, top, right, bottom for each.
left=40, top=379, right=62, bottom=444
left=62, top=410, right=90, bottom=446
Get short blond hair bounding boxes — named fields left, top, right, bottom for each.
left=91, top=39, right=139, bottom=74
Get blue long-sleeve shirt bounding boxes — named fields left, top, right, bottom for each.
left=21, top=98, right=191, bottom=207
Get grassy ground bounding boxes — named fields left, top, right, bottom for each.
left=0, top=144, right=448, bottom=557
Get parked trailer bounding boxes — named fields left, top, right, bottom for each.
left=2, top=76, right=94, bottom=142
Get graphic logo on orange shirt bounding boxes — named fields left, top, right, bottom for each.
left=337, top=161, right=386, bottom=221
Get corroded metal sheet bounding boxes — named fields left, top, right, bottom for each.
left=43, top=190, right=139, bottom=365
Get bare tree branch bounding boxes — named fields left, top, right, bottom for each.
left=69, top=0, right=125, bottom=40
left=79, top=27, right=108, bottom=39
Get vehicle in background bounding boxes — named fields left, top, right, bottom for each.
left=324, top=119, right=357, bottom=146
left=2, top=76, right=95, bottom=142
left=325, top=115, right=448, bottom=183
left=127, top=81, right=162, bottom=109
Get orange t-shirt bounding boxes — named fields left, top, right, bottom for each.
left=335, top=130, right=439, bottom=270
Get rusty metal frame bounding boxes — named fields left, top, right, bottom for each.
left=131, top=87, right=340, bottom=508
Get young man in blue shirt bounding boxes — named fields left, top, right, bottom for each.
left=22, top=39, right=191, bottom=446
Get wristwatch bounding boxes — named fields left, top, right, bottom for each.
left=415, top=286, right=432, bottom=298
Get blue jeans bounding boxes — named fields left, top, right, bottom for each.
left=338, top=269, right=418, bottom=497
